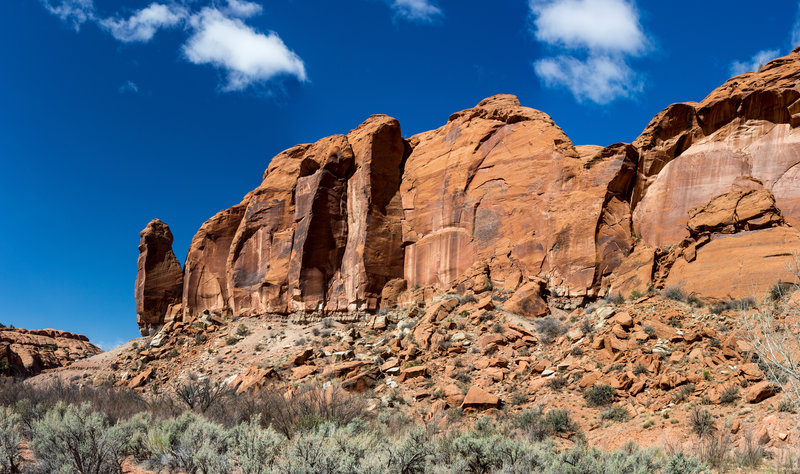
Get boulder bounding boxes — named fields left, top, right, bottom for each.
left=461, top=385, right=501, bottom=410
left=745, top=381, right=779, bottom=403
left=504, top=282, right=548, bottom=317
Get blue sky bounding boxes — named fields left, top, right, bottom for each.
left=1, top=0, right=798, bottom=349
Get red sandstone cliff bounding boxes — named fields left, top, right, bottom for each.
left=135, top=48, right=800, bottom=332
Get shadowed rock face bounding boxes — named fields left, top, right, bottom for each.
left=136, top=48, right=800, bottom=331
left=135, top=219, right=183, bottom=335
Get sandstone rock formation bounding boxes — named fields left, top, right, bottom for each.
left=136, top=48, right=800, bottom=332
left=135, top=219, right=184, bottom=335
left=0, top=328, right=101, bottom=376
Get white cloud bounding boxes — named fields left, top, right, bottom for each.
left=40, top=0, right=306, bottom=93
left=41, top=0, right=95, bottom=30
left=390, top=0, right=442, bottom=22
left=529, top=0, right=649, bottom=104
left=99, top=3, right=187, bottom=43
left=535, top=55, right=641, bottom=104
left=224, top=0, right=263, bottom=18
left=118, top=80, right=140, bottom=94
left=729, top=49, right=780, bottom=76
left=183, top=8, right=307, bottom=91
left=531, top=0, right=645, bottom=53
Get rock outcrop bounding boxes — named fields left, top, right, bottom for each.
left=0, top=328, right=101, bottom=376
left=136, top=48, right=800, bottom=332
left=135, top=219, right=183, bottom=335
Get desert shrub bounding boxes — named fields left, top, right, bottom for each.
left=145, top=411, right=230, bottom=474
left=511, top=391, right=528, bottom=406
left=720, top=385, right=740, bottom=404
left=629, top=290, right=644, bottom=300
left=226, top=336, right=239, bottom=345
left=115, top=412, right=152, bottom=461
left=570, top=346, right=584, bottom=357
left=600, top=405, right=629, bottom=422
left=449, top=420, right=530, bottom=473
left=769, top=281, right=791, bottom=301
left=735, top=429, right=764, bottom=469
left=643, top=325, right=656, bottom=337
left=673, top=383, right=695, bottom=403
left=663, top=451, right=707, bottom=474
left=228, top=416, right=284, bottom=474
left=175, top=378, right=229, bottom=413
left=606, top=293, right=625, bottom=305
left=0, top=406, right=22, bottom=473
left=258, top=383, right=365, bottom=439
left=458, top=293, right=477, bottom=305
left=689, top=408, right=716, bottom=438
left=584, top=384, right=615, bottom=407
left=322, top=318, right=334, bottom=329
left=514, top=408, right=577, bottom=442
left=548, top=442, right=661, bottom=474
left=31, top=402, right=127, bottom=474
left=778, top=397, right=796, bottom=413
left=687, top=294, right=704, bottom=307
left=697, top=429, right=731, bottom=468
left=549, top=376, right=569, bottom=391
left=633, top=362, right=648, bottom=375
left=580, top=319, right=594, bottom=335
left=387, top=426, right=433, bottom=474
left=236, top=324, right=250, bottom=337
left=273, top=421, right=386, bottom=473
left=663, top=286, right=686, bottom=302
left=535, top=317, right=566, bottom=344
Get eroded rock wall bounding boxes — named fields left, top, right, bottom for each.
left=136, top=48, right=800, bottom=331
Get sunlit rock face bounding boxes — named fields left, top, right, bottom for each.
left=137, top=48, right=800, bottom=332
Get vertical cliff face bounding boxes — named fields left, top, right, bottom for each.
left=136, top=48, right=800, bottom=332
left=399, top=95, right=638, bottom=298
left=135, top=219, right=183, bottom=335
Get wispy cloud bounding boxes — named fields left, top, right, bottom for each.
left=729, top=49, right=780, bottom=76
left=529, top=0, right=649, bottom=104
left=390, top=0, right=442, bottom=22
left=39, top=0, right=306, bottom=92
left=184, top=8, right=307, bottom=91
left=118, top=80, right=140, bottom=94
left=100, top=3, right=187, bottom=43
left=41, top=0, right=95, bottom=31
left=96, top=339, right=126, bottom=351
left=224, top=0, right=263, bottom=18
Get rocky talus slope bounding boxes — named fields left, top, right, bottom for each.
left=0, top=328, right=101, bottom=376
left=137, top=48, right=800, bottom=335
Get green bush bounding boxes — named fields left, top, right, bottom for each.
left=146, top=411, right=230, bottom=474
left=514, top=408, right=577, bottom=442
left=663, top=451, right=707, bottom=474
left=236, top=324, right=250, bottom=337
left=31, top=402, right=127, bottom=474
left=600, top=405, right=630, bottom=423
left=228, top=415, right=284, bottom=474
left=584, top=384, right=616, bottom=407
left=0, top=406, right=22, bottom=473
left=273, top=421, right=386, bottom=473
